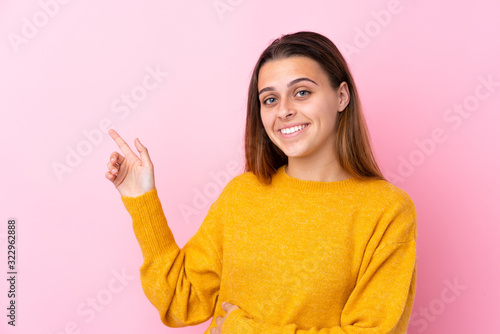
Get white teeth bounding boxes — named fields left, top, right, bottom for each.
left=280, top=124, right=306, bottom=134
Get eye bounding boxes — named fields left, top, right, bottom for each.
left=296, top=90, right=310, bottom=98
left=263, top=97, right=277, bottom=105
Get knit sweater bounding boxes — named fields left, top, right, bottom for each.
left=121, top=165, right=417, bottom=333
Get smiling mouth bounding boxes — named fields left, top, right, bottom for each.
left=279, top=124, right=309, bottom=135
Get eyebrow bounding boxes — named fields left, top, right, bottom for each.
left=258, top=77, right=318, bottom=96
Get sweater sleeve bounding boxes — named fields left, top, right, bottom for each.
left=121, top=188, right=224, bottom=327
left=221, top=194, right=417, bottom=334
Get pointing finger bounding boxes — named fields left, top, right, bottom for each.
left=108, top=129, right=138, bottom=161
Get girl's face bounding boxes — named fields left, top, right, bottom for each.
left=258, top=56, right=349, bottom=165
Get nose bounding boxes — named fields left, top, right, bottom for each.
left=277, top=97, right=296, bottom=119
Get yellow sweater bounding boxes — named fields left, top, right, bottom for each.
left=121, top=165, right=417, bottom=333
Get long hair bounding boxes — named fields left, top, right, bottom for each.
left=245, top=31, right=385, bottom=185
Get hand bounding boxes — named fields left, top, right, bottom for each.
left=210, top=302, right=240, bottom=334
left=105, top=129, right=155, bottom=197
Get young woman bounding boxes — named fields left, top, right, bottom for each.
left=105, top=31, right=417, bottom=334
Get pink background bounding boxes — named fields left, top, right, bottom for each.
left=1, top=0, right=499, bottom=333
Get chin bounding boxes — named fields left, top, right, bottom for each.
left=280, top=149, right=309, bottom=159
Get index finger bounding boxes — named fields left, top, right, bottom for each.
left=108, top=129, right=138, bottom=160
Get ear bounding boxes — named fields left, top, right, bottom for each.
left=337, top=81, right=350, bottom=112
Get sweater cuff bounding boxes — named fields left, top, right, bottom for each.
left=121, top=188, right=180, bottom=260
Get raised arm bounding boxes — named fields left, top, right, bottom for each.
left=105, top=129, right=223, bottom=326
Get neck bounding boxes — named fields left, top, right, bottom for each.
left=286, top=156, right=352, bottom=182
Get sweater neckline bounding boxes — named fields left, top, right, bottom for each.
left=273, top=165, right=360, bottom=192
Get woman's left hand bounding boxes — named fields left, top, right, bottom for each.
left=210, top=302, right=240, bottom=334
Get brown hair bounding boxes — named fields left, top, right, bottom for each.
left=244, top=31, right=385, bottom=185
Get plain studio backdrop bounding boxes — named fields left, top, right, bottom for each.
left=0, top=0, right=499, bottom=333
